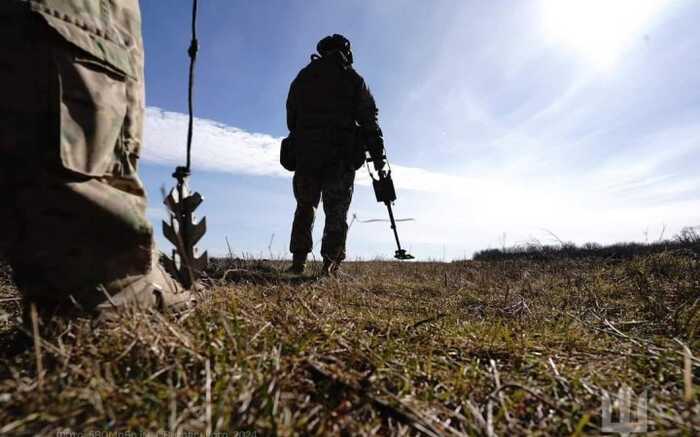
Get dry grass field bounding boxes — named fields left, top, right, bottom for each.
left=0, top=251, right=698, bottom=435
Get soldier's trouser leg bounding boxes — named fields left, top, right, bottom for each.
left=10, top=175, right=154, bottom=308
left=0, top=14, right=161, bottom=312
left=290, top=171, right=323, bottom=255
left=0, top=9, right=39, bottom=262
left=320, top=167, right=355, bottom=262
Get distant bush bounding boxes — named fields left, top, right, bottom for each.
left=676, top=226, right=700, bottom=244
left=472, top=228, right=700, bottom=262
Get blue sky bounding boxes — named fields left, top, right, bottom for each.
left=139, top=0, right=700, bottom=260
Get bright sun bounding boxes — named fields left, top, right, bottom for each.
left=540, top=0, right=669, bottom=69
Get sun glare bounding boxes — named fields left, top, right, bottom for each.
left=540, top=0, right=669, bottom=68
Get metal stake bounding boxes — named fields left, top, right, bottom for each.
left=162, top=166, right=208, bottom=288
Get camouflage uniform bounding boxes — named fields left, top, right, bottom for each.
left=286, top=50, right=384, bottom=263
left=290, top=164, right=356, bottom=262
left=0, top=0, right=183, bottom=313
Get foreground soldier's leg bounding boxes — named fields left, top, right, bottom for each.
left=0, top=9, right=191, bottom=317
left=0, top=8, right=42, bottom=263
left=320, top=166, right=355, bottom=270
left=0, top=157, right=20, bottom=266
left=289, top=171, right=322, bottom=273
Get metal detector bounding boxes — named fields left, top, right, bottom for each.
left=367, top=157, right=415, bottom=260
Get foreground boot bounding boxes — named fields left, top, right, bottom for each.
left=321, top=259, right=340, bottom=277
left=285, top=252, right=307, bottom=275
left=95, top=260, right=195, bottom=321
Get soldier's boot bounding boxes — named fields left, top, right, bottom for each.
left=19, top=261, right=195, bottom=327
left=285, top=252, right=307, bottom=275
left=95, top=259, right=195, bottom=322
left=321, top=259, right=340, bottom=277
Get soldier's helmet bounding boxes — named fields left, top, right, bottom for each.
left=316, top=34, right=353, bottom=65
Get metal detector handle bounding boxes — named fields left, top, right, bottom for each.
left=366, top=153, right=388, bottom=173
left=365, top=154, right=386, bottom=163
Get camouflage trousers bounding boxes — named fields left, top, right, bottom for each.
left=290, top=165, right=355, bottom=262
left=0, top=13, right=153, bottom=309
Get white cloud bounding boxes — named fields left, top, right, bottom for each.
left=143, top=106, right=483, bottom=193
left=143, top=107, right=288, bottom=178
left=143, top=107, right=700, bottom=258
left=143, top=106, right=699, bottom=207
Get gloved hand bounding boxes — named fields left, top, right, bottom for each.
left=373, top=158, right=386, bottom=173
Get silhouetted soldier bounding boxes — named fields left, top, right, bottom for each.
left=0, top=0, right=192, bottom=321
left=285, top=34, right=386, bottom=275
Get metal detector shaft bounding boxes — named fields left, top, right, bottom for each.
left=385, top=201, right=403, bottom=251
